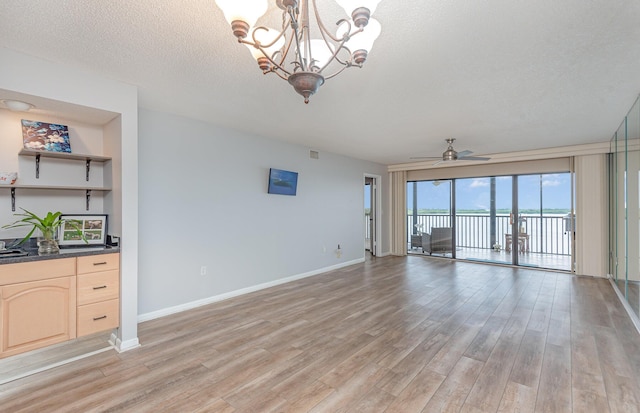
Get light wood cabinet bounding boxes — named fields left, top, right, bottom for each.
left=77, top=253, right=119, bottom=275
left=0, top=252, right=120, bottom=358
left=76, top=270, right=119, bottom=306
left=76, top=254, right=120, bottom=337
left=77, top=298, right=119, bottom=337
left=1, top=275, right=76, bottom=358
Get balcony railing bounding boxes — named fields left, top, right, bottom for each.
left=408, top=213, right=572, bottom=255
left=365, top=212, right=371, bottom=240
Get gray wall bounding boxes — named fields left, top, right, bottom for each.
left=138, top=109, right=388, bottom=316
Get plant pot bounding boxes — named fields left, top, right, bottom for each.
left=37, top=229, right=59, bottom=255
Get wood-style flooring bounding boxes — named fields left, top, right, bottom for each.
left=408, top=246, right=573, bottom=272
left=1, top=255, right=640, bottom=412
left=0, top=332, right=113, bottom=385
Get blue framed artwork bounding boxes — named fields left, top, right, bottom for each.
left=21, top=119, right=72, bottom=153
left=268, top=168, right=298, bottom=196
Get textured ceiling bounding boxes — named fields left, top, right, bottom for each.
left=1, top=0, right=639, bottom=165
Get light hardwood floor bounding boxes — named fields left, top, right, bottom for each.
left=1, top=255, right=640, bottom=412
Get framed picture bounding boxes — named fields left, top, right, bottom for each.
left=58, top=214, right=108, bottom=246
left=21, top=119, right=72, bottom=153
left=267, top=168, right=298, bottom=196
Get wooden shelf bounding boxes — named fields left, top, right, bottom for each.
left=3, top=185, right=111, bottom=212
left=19, top=149, right=111, bottom=163
left=19, top=149, right=111, bottom=181
left=10, top=150, right=112, bottom=211
left=5, top=185, right=111, bottom=191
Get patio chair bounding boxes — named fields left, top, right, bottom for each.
left=505, top=233, right=527, bottom=253
left=422, top=227, right=453, bottom=255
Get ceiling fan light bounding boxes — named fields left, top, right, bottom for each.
left=442, top=150, right=457, bottom=161
left=215, top=0, right=268, bottom=29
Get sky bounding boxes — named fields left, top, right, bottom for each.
left=365, top=173, right=571, bottom=212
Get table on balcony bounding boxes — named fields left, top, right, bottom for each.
left=505, top=233, right=529, bottom=253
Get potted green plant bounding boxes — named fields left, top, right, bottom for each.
left=2, top=208, right=85, bottom=255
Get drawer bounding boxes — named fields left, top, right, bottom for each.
left=0, top=258, right=76, bottom=286
left=77, top=270, right=119, bottom=306
left=77, top=299, right=119, bottom=337
left=77, top=253, right=119, bottom=274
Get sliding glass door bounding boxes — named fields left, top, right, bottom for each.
left=455, top=176, right=513, bottom=265
left=518, top=174, right=573, bottom=271
left=407, top=180, right=453, bottom=257
left=407, top=172, right=573, bottom=271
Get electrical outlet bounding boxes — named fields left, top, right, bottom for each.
left=336, top=244, right=342, bottom=258
left=200, top=266, right=207, bottom=276
left=323, top=245, right=326, bottom=253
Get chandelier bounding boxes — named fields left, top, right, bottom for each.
left=215, top=0, right=382, bottom=103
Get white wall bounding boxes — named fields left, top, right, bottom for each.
left=138, top=108, right=389, bottom=316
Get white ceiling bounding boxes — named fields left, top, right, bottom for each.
left=1, top=0, right=639, bottom=165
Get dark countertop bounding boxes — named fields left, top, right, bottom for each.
left=0, top=238, right=119, bottom=265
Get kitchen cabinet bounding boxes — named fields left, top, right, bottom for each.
left=1, top=274, right=76, bottom=358
left=76, top=253, right=120, bottom=337
left=0, top=252, right=120, bottom=358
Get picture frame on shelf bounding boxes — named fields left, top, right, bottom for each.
left=58, top=214, right=108, bottom=246
left=21, top=119, right=72, bottom=153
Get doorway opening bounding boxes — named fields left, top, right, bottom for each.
left=365, top=174, right=381, bottom=257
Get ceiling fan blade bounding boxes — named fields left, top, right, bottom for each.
left=459, top=155, right=491, bottom=161
left=411, top=140, right=489, bottom=163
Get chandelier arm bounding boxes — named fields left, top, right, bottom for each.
left=271, top=70, right=290, bottom=81
left=315, top=40, right=352, bottom=73
left=309, top=0, right=367, bottom=73
left=276, top=32, right=296, bottom=72
left=250, top=26, right=287, bottom=50
left=333, top=53, right=358, bottom=67
left=310, top=0, right=345, bottom=43
left=288, top=4, right=308, bottom=72
left=238, top=37, right=293, bottom=76
left=320, top=64, right=351, bottom=80
left=277, top=5, right=294, bottom=64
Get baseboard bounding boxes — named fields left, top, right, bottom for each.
left=607, top=274, right=640, bottom=336
left=114, top=337, right=141, bottom=353
left=137, top=258, right=365, bottom=323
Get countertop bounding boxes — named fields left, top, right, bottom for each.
left=0, top=239, right=119, bottom=265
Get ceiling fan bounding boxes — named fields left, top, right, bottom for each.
left=411, top=138, right=491, bottom=165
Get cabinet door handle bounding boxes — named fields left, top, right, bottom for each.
left=93, top=315, right=107, bottom=321
left=93, top=262, right=108, bottom=266
left=93, top=285, right=107, bottom=290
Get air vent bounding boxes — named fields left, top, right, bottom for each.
left=310, top=150, right=319, bottom=159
